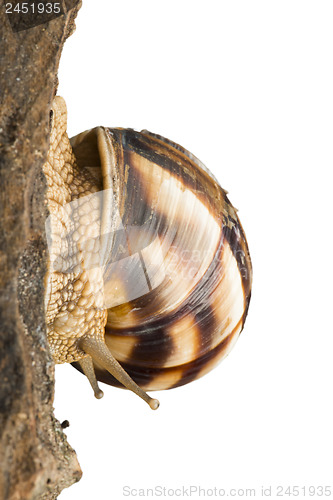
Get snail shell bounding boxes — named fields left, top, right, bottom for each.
left=43, top=97, right=252, bottom=409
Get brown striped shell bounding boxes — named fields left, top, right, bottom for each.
left=69, top=126, right=252, bottom=392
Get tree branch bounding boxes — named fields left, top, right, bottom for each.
left=0, top=2, right=83, bottom=498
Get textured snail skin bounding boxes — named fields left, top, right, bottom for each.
left=43, top=96, right=252, bottom=408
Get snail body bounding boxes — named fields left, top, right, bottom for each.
left=43, top=97, right=252, bottom=409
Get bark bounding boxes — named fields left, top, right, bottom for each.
left=0, top=2, right=83, bottom=499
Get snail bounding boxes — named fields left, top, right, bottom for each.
left=43, top=96, right=252, bottom=410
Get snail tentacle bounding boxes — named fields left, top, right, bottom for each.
left=78, top=356, right=104, bottom=399
left=79, top=336, right=160, bottom=410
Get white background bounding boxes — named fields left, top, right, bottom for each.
left=56, top=1, right=333, bottom=499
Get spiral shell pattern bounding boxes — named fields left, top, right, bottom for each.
left=70, top=127, right=252, bottom=391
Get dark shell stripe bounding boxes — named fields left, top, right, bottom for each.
left=222, top=196, right=252, bottom=293
left=114, top=325, right=174, bottom=369
left=170, top=315, right=244, bottom=389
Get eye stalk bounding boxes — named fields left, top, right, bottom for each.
left=79, top=336, right=160, bottom=410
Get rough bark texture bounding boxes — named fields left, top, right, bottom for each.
left=0, top=2, right=83, bottom=499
